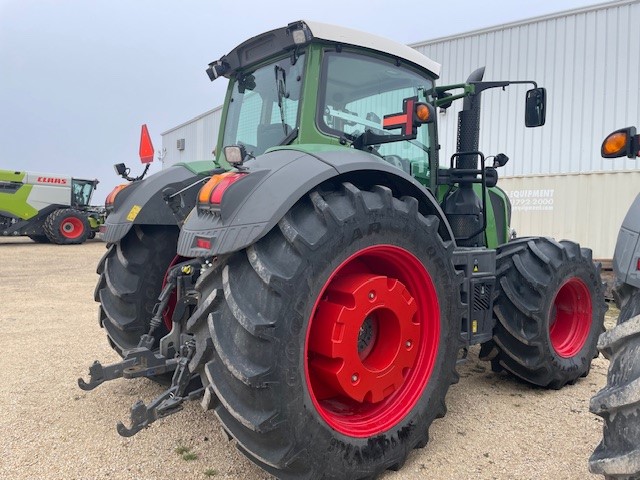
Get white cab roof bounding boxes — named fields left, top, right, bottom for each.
left=303, top=20, right=441, bottom=77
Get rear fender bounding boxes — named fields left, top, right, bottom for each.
left=614, top=193, right=640, bottom=289
left=177, top=147, right=454, bottom=257
left=103, top=164, right=216, bottom=243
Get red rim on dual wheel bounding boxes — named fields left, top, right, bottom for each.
left=59, top=217, right=84, bottom=239
left=549, top=278, right=592, bottom=358
left=161, top=256, right=186, bottom=330
left=305, top=245, right=440, bottom=437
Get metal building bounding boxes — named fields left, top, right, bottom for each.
left=161, top=0, right=639, bottom=258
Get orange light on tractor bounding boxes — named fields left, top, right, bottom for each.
left=415, top=103, right=431, bottom=123
left=197, top=172, right=246, bottom=208
left=601, top=127, right=639, bottom=158
left=105, top=184, right=128, bottom=207
left=602, top=132, right=628, bottom=156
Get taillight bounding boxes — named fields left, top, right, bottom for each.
left=197, top=172, right=245, bottom=210
left=105, top=184, right=128, bottom=208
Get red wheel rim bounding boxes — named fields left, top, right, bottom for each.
left=161, top=256, right=185, bottom=330
left=549, top=278, right=592, bottom=358
left=304, top=245, right=440, bottom=437
left=59, top=217, right=84, bottom=239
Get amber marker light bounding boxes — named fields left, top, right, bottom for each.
left=198, top=174, right=227, bottom=205
left=197, top=171, right=246, bottom=209
left=105, top=184, right=128, bottom=207
left=415, top=103, right=431, bottom=123
left=602, top=132, right=628, bottom=156
left=601, top=127, right=638, bottom=158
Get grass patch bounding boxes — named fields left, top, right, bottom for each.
left=204, top=468, right=218, bottom=477
left=182, top=452, right=198, bottom=461
left=175, top=445, right=191, bottom=455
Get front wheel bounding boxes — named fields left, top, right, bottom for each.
left=485, top=237, right=606, bottom=389
left=188, top=182, right=461, bottom=479
left=44, top=208, right=90, bottom=244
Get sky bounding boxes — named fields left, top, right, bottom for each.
left=0, top=0, right=610, bottom=198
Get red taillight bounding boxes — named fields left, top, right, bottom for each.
left=637, top=258, right=640, bottom=271
left=197, top=172, right=245, bottom=209
left=195, top=237, right=212, bottom=249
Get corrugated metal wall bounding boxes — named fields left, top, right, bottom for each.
left=160, top=106, right=222, bottom=166
left=412, top=0, right=640, bottom=176
left=411, top=0, right=640, bottom=257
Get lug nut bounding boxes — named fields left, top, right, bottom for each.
left=405, top=340, right=412, bottom=348
left=351, top=373, right=359, bottom=383
left=368, top=291, right=375, bottom=300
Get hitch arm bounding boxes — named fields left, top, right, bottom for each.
left=77, top=347, right=178, bottom=391
left=116, top=342, right=203, bottom=437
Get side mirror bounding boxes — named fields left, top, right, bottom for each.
left=493, top=153, right=509, bottom=168
left=525, top=87, right=546, bottom=127
left=601, top=127, right=639, bottom=158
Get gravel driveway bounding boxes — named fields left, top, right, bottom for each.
left=0, top=237, right=611, bottom=479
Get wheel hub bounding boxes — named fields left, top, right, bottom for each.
left=60, top=217, right=84, bottom=239
left=305, top=244, right=441, bottom=438
left=309, top=274, right=418, bottom=404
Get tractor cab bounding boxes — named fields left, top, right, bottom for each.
left=207, top=21, right=546, bottom=249
left=210, top=21, right=440, bottom=177
left=71, top=178, right=99, bottom=207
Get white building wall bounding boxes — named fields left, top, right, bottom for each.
left=160, top=107, right=222, bottom=167
left=412, top=0, right=640, bottom=176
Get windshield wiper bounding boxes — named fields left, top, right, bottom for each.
left=275, top=65, right=289, bottom=135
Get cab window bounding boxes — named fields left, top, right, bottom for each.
left=318, top=51, right=433, bottom=177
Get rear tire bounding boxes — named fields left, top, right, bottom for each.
left=589, top=286, right=640, bottom=479
left=28, top=234, right=50, bottom=243
left=44, top=208, right=90, bottom=244
left=488, top=237, right=606, bottom=389
left=188, top=182, right=460, bottom=479
left=94, top=225, right=178, bottom=356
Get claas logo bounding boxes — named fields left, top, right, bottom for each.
left=37, top=177, right=68, bottom=185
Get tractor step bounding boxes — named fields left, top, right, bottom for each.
left=116, top=341, right=203, bottom=437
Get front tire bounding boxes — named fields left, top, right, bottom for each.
left=189, top=182, right=460, bottom=479
left=487, top=237, right=606, bottom=389
left=44, top=208, right=90, bottom=244
left=589, top=285, right=640, bottom=479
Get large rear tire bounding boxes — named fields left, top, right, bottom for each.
left=44, top=208, right=90, bottom=244
left=188, top=182, right=460, bottom=479
left=486, top=237, right=606, bottom=389
left=589, top=285, right=640, bottom=479
left=94, top=225, right=179, bottom=355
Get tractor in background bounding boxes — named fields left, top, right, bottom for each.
left=589, top=127, right=640, bottom=480
left=80, top=21, right=606, bottom=479
left=0, top=169, right=102, bottom=244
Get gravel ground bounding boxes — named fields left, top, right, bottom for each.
left=0, top=237, right=614, bottom=480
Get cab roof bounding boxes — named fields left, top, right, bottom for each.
left=211, top=20, right=441, bottom=79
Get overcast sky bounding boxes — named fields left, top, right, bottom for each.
left=0, top=0, right=607, bottom=197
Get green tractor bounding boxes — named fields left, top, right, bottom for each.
left=0, top=169, right=102, bottom=244
left=80, top=21, right=606, bottom=479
